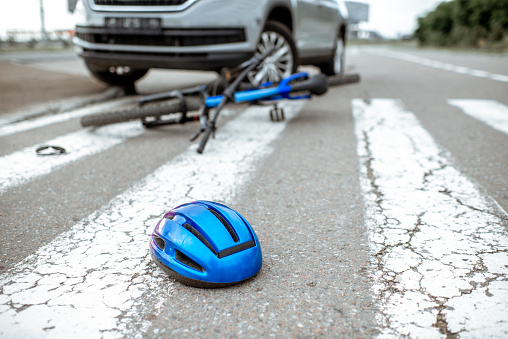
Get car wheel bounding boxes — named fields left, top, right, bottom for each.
left=320, top=31, right=345, bottom=76
left=85, top=62, right=149, bottom=86
left=248, top=21, right=298, bottom=87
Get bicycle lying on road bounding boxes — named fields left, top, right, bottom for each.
left=81, top=48, right=360, bottom=153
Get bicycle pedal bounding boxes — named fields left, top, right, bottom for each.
left=269, top=104, right=285, bottom=122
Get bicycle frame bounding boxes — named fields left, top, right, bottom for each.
left=137, top=48, right=328, bottom=153
left=205, top=73, right=314, bottom=108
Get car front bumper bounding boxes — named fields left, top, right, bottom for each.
left=73, top=0, right=268, bottom=70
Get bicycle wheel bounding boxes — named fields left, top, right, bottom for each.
left=327, top=73, right=360, bottom=88
left=81, top=95, right=204, bottom=127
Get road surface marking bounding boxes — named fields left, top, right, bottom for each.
left=0, top=122, right=145, bottom=195
left=0, top=98, right=135, bottom=137
left=0, top=101, right=305, bottom=339
left=352, top=98, right=508, bottom=338
left=365, top=48, right=508, bottom=83
left=448, top=99, right=508, bottom=136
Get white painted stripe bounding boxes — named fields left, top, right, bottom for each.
left=0, top=88, right=123, bottom=127
left=365, top=48, right=508, bottom=83
left=448, top=99, right=508, bottom=136
left=0, top=122, right=145, bottom=195
left=0, top=100, right=305, bottom=339
left=352, top=99, right=508, bottom=338
left=0, top=98, right=135, bottom=137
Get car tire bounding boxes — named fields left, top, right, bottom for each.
left=319, top=30, right=346, bottom=76
left=85, top=61, right=149, bottom=86
left=247, top=21, right=298, bottom=86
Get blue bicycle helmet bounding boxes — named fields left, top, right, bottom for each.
left=149, top=201, right=262, bottom=288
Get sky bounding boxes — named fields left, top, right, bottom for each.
left=0, top=0, right=75, bottom=37
left=358, top=0, right=448, bottom=38
left=0, top=0, right=447, bottom=39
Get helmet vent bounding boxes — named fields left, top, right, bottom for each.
left=206, top=208, right=239, bottom=243
left=153, top=235, right=165, bottom=251
left=217, top=240, right=256, bottom=259
left=175, top=250, right=205, bottom=272
left=182, top=223, right=217, bottom=255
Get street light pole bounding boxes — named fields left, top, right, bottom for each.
left=39, top=0, right=48, bottom=42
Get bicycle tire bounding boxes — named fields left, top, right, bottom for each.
left=81, top=95, right=204, bottom=127
left=327, top=73, right=360, bottom=88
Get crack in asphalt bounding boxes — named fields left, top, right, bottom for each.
left=433, top=301, right=462, bottom=338
left=353, top=99, right=508, bottom=338
left=363, top=131, right=384, bottom=207
left=369, top=139, right=505, bottom=336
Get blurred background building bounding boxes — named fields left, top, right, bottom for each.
left=345, top=1, right=384, bottom=41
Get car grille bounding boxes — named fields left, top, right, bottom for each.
left=83, top=48, right=208, bottom=58
left=76, top=27, right=246, bottom=47
left=93, top=0, right=189, bottom=5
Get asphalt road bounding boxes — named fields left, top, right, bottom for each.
left=0, top=46, right=507, bottom=338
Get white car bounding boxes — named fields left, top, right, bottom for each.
left=73, top=0, right=348, bottom=86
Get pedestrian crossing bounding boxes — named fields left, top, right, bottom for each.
left=0, top=97, right=136, bottom=138
left=0, top=101, right=306, bottom=338
left=0, top=98, right=507, bottom=338
left=0, top=122, right=145, bottom=194
left=448, top=99, right=508, bottom=136
left=352, top=98, right=508, bottom=338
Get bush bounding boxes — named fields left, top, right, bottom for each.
left=416, top=0, right=508, bottom=48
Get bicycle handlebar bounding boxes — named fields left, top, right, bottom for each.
left=197, top=122, right=214, bottom=154
left=288, top=73, right=328, bottom=96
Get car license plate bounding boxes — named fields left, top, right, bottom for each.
left=105, top=17, right=161, bottom=32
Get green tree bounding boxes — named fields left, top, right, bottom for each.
left=416, top=0, right=508, bottom=48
